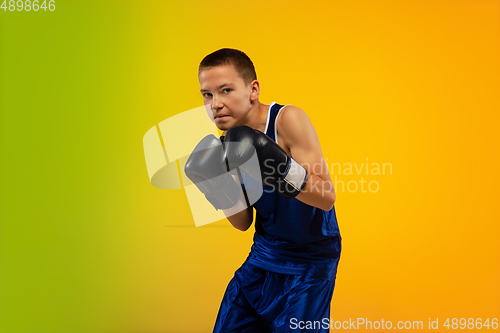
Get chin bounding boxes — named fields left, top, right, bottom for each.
left=216, top=125, right=229, bottom=132
left=216, top=120, right=235, bottom=131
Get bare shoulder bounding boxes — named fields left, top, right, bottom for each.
left=278, top=105, right=311, bottom=126
left=276, top=105, right=319, bottom=149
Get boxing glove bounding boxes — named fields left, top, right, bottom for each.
left=221, top=126, right=308, bottom=199
left=185, top=134, right=241, bottom=210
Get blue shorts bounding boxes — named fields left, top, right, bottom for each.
left=213, top=262, right=337, bottom=333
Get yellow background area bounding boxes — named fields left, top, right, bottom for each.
left=0, top=0, right=498, bottom=332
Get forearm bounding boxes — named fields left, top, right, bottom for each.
left=222, top=175, right=254, bottom=231
left=295, top=173, right=336, bottom=211
left=224, top=206, right=253, bottom=231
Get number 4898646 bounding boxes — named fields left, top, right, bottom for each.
left=1, top=0, right=56, bottom=11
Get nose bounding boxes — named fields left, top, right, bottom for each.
left=211, top=94, right=223, bottom=110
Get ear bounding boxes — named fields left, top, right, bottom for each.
left=249, top=80, right=260, bottom=102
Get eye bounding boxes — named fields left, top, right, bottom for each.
left=202, top=92, right=212, bottom=98
left=222, top=88, right=231, bottom=93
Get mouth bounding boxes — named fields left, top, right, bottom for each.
left=215, top=114, right=229, bottom=120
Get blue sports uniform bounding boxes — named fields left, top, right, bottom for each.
left=213, top=102, right=341, bottom=333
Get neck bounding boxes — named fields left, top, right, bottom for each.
left=244, top=101, right=268, bottom=133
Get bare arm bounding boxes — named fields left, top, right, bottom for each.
left=221, top=174, right=254, bottom=231
left=277, top=106, right=336, bottom=211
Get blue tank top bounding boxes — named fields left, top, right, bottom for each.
left=243, top=101, right=341, bottom=280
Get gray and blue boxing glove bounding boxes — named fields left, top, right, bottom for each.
left=221, top=126, right=308, bottom=199
left=184, top=134, right=241, bottom=210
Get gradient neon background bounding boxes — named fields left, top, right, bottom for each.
left=1, top=0, right=499, bottom=332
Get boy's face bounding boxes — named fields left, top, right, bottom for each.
left=199, top=64, right=256, bottom=131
